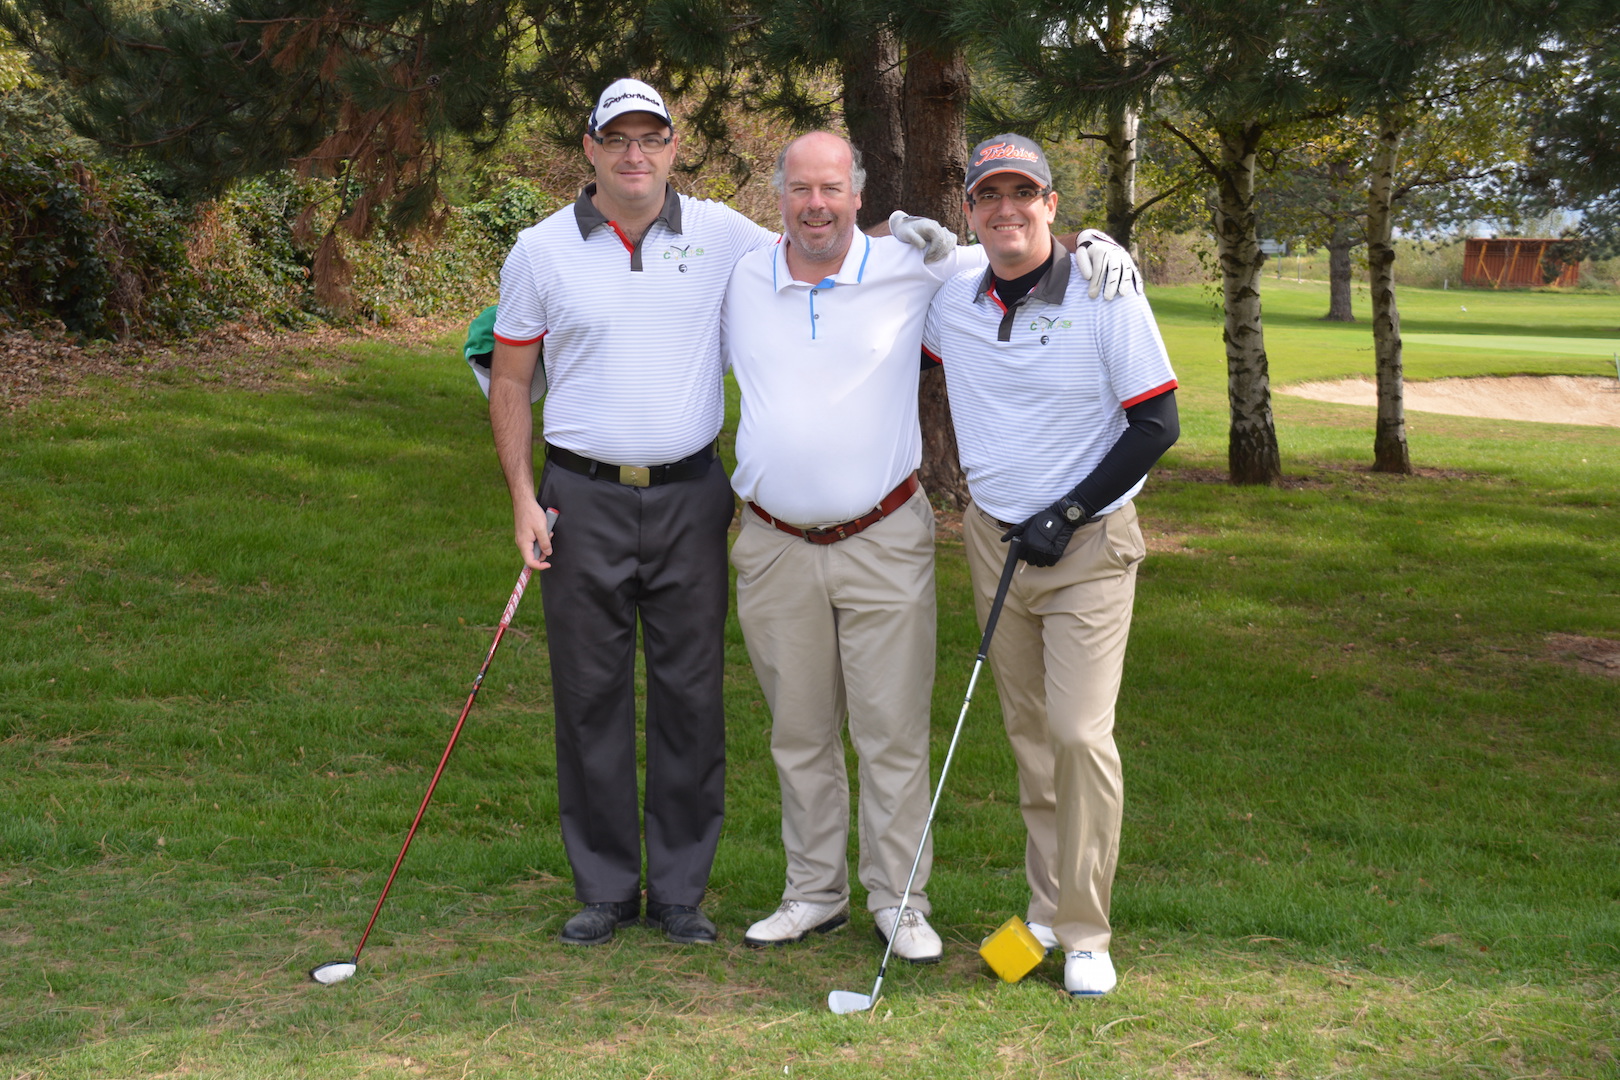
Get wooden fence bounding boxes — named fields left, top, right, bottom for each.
left=1462, top=238, right=1582, bottom=288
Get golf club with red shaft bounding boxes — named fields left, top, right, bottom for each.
left=311, top=508, right=557, bottom=985
left=828, top=536, right=1023, bottom=1014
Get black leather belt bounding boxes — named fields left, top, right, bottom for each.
left=545, top=442, right=716, bottom=487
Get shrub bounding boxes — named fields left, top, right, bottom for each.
left=0, top=93, right=209, bottom=338
left=186, top=176, right=556, bottom=329
left=459, top=179, right=561, bottom=250
left=187, top=174, right=320, bottom=329
left=0, top=92, right=563, bottom=343
left=1390, top=239, right=1467, bottom=290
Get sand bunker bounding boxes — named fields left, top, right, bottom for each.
left=1279, top=375, right=1620, bottom=427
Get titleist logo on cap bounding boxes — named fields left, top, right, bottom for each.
left=974, top=142, right=1041, bottom=165
left=965, top=133, right=1051, bottom=192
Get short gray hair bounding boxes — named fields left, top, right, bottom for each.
left=770, top=134, right=867, bottom=195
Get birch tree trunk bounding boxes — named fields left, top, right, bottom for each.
left=843, top=29, right=904, bottom=231
left=902, top=40, right=971, bottom=506
left=1105, top=105, right=1138, bottom=250
left=1367, top=109, right=1412, bottom=474
left=1214, top=124, right=1281, bottom=485
left=1102, top=2, right=1137, bottom=250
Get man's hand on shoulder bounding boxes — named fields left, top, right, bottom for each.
left=1073, top=228, right=1143, bottom=301
left=888, top=211, right=958, bottom=264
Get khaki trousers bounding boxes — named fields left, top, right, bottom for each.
left=962, top=500, right=1145, bottom=952
left=731, top=487, right=937, bottom=912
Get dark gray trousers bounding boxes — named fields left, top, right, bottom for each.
left=537, top=455, right=734, bottom=907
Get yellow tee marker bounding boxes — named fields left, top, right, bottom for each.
left=978, top=916, right=1046, bottom=983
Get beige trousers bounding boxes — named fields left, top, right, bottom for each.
left=963, top=500, right=1145, bottom=952
left=731, top=487, right=937, bottom=912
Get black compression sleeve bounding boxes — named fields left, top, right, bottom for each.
left=1069, top=389, right=1180, bottom=515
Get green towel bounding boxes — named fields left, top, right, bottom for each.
left=464, top=304, right=498, bottom=366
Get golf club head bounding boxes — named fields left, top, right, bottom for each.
left=827, top=990, right=874, bottom=1015
left=309, top=960, right=357, bottom=985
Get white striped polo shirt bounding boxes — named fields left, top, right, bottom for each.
left=723, top=236, right=987, bottom=524
left=922, top=251, right=1177, bottom=523
left=494, top=184, right=777, bottom=465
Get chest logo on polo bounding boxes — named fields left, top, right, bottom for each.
left=663, top=244, right=707, bottom=272
left=1028, top=314, right=1073, bottom=344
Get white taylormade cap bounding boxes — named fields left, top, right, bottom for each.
left=588, top=78, right=673, bottom=133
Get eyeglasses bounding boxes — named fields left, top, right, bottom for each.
left=592, top=132, right=674, bottom=154
left=968, top=186, right=1051, bottom=207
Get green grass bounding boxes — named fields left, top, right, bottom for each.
left=1, top=285, right=1617, bottom=1078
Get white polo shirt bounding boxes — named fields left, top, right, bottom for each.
left=494, top=184, right=776, bottom=466
left=723, top=235, right=988, bottom=525
left=922, top=252, right=1177, bottom=523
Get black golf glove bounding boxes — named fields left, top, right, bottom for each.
left=1002, top=496, right=1092, bottom=567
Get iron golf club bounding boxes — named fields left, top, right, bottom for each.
left=311, top=508, right=557, bottom=985
left=828, top=537, right=1023, bottom=1015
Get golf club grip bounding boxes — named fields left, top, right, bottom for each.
left=531, top=507, right=559, bottom=566
left=977, top=539, right=1022, bottom=659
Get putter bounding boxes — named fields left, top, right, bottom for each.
left=828, top=537, right=1023, bottom=1015
left=311, top=508, right=558, bottom=985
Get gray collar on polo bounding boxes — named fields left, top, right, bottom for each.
left=973, top=245, right=1071, bottom=342
left=573, top=182, right=684, bottom=271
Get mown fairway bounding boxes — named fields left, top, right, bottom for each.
left=2, top=283, right=1616, bottom=1078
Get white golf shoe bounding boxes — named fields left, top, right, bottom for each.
left=744, top=899, right=849, bottom=947
left=873, top=906, right=943, bottom=964
left=1064, top=950, right=1117, bottom=996
left=1027, top=922, right=1059, bottom=951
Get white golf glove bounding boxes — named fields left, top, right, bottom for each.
left=1074, top=228, right=1142, bottom=300
left=889, top=210, right=958, bottom=264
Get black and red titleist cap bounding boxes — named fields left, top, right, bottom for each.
left=965, top=134, right=1052, bottom=194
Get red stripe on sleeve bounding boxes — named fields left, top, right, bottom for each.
left=494, top=331, right=547, bottom=347
left=921, top=344, right=942, bottom=366
left=1120, top=379, right=1178, bottom=409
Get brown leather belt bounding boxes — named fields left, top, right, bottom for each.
left=749, top=474, right=920, bottom=545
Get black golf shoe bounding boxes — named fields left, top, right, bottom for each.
left=644, top=900, right=718, bottom=944
left=559, top=899, right=640, bottom=946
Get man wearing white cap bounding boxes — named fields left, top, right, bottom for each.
left=922, top=134, right=1180, bottom=995
left=488, top=78, right=770, bottom=947
left=723, top=132, right=1142, bottom=964
left=487, top=81, right=952, bottom=948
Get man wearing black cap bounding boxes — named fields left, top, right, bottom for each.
left=922, top=134, right=1180, bottom=996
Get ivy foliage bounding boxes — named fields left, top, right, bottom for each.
left=0, top=75, right=555, bottom=340
left=0, top=90, right=210, bottom=338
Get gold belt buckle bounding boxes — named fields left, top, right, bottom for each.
left=619, top=465, right=651, bottom=487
